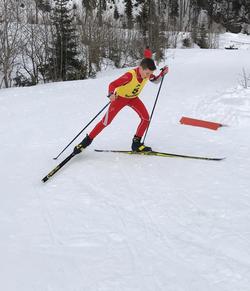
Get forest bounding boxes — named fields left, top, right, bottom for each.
left=0, top=0, right=249, bottom=88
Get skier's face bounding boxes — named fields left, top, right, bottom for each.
left=139, top=67, right=154, bottom=79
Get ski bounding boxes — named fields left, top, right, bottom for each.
left=94, top=149, right=225, bottom=161
left=42, top=152, right=76, bottom=183
left=42, top=148, right=224, bottom=182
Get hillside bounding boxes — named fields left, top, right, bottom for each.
left=0, top=47, right=250, bottom=290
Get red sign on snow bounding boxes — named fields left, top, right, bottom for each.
left=180, top=117, right=224, bottom=130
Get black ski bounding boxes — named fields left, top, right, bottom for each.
left=42, top=152, right=76, bottom=183
left=95, top=149, right=225, bottom=161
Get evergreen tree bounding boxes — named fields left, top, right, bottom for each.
left=37, top=0, right=52, bottom=12
left=197, top=23, right=209, bottom=48
left=137, top=0, right=164, bottom=61
left=102, top=0, right=107, bottom=11
left=169, top=0, right=179, bottom=28
left=114, top=5, right=120, bottom=20
left=169, top=0, right=179, bottom=18
left=137, top=1, right=150, bottom=38
left=45, top=0, right=83, bottom=81
left=125, top=0, right=133, bottom=28
left=82, top=0, right=96, bottom=11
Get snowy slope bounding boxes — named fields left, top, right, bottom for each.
left=219, top=32, right=250, bottom=49
left=1, top=48, right=250, bottom=291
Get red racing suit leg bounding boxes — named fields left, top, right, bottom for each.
left=88, top=97, right=129, bottom=140
left=128, top=97, right=150, bottom=138
left=88, top=96, right=150, bottom=140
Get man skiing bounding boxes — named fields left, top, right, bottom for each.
left=73, top=58, right=168, bottom=154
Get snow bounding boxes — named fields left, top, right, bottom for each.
left=1, top=36, right=250, bottom=290
left=219, top=32, right=250, bottom=49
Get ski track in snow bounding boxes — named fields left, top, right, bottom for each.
left=1, top=45, right=250, bottom=291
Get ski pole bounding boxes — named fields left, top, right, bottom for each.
left=54, top=101, right=110, bottom=160
left=142, top=73, right=166, bottom=144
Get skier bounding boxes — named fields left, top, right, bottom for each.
left=73, top=58, right=168, bottom=154
left=144, top=46, right=153, bottom=59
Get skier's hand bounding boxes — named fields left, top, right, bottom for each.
left=160, top=66, right=169, bottom=76
left=109, top=92, right=118, bottom=102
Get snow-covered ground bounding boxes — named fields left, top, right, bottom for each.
left=1, top=39, right=250, bottom=290
left=219, top=32, right=250, bottom=49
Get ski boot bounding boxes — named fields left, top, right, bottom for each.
left=131, top=135, right=152, bottom=152
left=73, top=134, right=92, bottom=154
